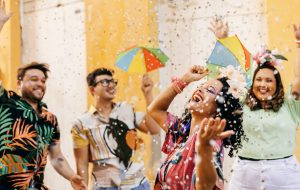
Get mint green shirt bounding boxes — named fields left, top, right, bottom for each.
left=238, top=94, right=300, bottom=159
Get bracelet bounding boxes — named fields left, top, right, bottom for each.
left=172, top=77, right=187, bottom=89
left=296, top=40, right=300, bottom=48
left=171, top=77, right=187, bottom=94
left=172, top=82, right=182, bottom=94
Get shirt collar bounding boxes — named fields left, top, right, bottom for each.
left=9, top=90, right=48, bottom=111
left=88, top=102, right=117, bottom=116
left=88, top=105, right=98, bottom=115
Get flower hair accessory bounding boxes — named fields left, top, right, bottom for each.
left=219, top=65, right=247, bottom=99
left=253, top=46, right=288, bottom=69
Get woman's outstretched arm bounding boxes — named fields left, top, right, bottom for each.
left=292, top=23, right=300, bottom=100
left=148, top=66, right=208, bottom=132
left=0, top=0, right=12, bottom=33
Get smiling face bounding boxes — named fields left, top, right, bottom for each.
left=188, top=79, right=223, bottom=118
left=90, top=74, right=117, bottom=101
left=252, top=68, right=277, bottom=102
left=18, top=69, right=47, bottom=103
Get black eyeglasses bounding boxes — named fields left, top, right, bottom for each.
left=94, top=79, right=118, bottom=87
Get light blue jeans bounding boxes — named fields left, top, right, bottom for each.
left=97, top=181, right=151, bottom=190
left=131, top=181, right=151, bottom=190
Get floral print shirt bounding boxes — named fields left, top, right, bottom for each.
left=154, top=113, right=223, bottom=190
left=0, top=85, right=60, bottom=190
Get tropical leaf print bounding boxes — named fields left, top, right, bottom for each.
left=5, top=151, right=47, bottom=190
left=24, top=124, right=53, bottom=163
left=40, top=108, right=57, bottom=126
left=36, top=124, right=54, bottom=149
left=8, top=119, right=37, bottom=151
left=0, top=90, right=59, bottom=189
left=15, top=100, right=38, bottom=122
left=0, top=105, right=13, bottom=152
left=0, top=154, right=33, bottom=175
left=36, top=149, right=48, bottom=174
left=8, top=171, right=34, bottom=190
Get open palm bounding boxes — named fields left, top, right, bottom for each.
left=0, top=0, right=12, bottom=24
left=294, top=23, right=300, bottom=41
left=209, top=18, right=229, bottom=39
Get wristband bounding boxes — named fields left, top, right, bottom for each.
left=171, top=77, right=187, bottom=94
left=171, top=77, right=187, bottom=89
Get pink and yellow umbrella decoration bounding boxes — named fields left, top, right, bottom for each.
left=115, top=46, right=169, bottom=74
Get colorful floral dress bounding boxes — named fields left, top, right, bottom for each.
left=0, top=86, right=60, bottom=190
left=154, top=113, right=223, bottom=190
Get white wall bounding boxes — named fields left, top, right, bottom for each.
left=158, top=0, right=267, bottom=115
left=157, top=0, right=267, bottom=189
left=22, top=0, right=87, bottom=189
left=20, top=0, right=269, bottom=189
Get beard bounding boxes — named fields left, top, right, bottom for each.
left=22, top=89, right=45, bottom=103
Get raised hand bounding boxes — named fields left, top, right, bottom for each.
left=196, top=117, right=234, bottom=149
left=180, top=65, right=208, bottom=84
left=0, top=0, right=12, bottom=26
left=141, top=74, right=154, bottom=95
left=293, top=23, right=300, bottom=41
left=194, top=118, right=232, bottom=190
left=209, top=17, right=229, bottom=39
left=292, top=22, right=300, bottom=100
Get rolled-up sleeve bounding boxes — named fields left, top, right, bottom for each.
left=71, top=119, right=89, bottom=148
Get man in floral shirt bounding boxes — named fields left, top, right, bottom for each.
left=0, top=62, right=86, bottom=190
left=0, top=2, right=86, bottom=189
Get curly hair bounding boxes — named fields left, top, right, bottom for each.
left=216, top=77, right=245, bottom=157
left=178, top=77, right=245, bottom=157
left=245, top=63, right=284, bottom=112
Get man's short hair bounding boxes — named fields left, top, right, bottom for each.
left=86, top=67, right=114, bottom=87
left=17, top=62, right=50, bottom=80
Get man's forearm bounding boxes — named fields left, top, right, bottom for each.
left=51, top=155, right=76, bottom=180
left=77, top=164, right=89, bottom=186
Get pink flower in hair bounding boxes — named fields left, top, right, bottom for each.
left=253, top=46, right=288, bottom=69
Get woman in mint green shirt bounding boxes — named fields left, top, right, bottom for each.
left=227, top=23, right=300, bottom=190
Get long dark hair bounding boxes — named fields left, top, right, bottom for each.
left=216, top=77, right=245, bottom=157
left=178, top=77, right=245, bottom=157
left=245, top=63, right=284, bottom=112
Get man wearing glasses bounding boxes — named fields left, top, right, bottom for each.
left=71, top=68, right=160, bottom=190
